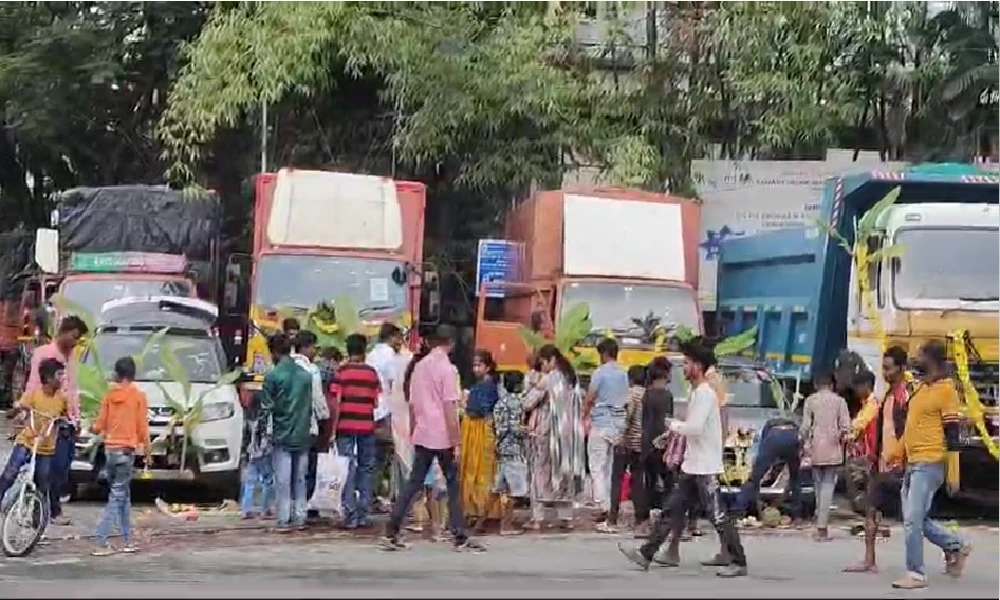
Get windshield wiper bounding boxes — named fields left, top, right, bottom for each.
left=959, top=296, right=999, bottom=302
left=358, top=304, right=396, bottom=317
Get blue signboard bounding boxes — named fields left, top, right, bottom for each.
left=475, top=239, right=521, bottom=298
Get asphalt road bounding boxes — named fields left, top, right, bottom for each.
left=2, top=528, right=997, bottom=598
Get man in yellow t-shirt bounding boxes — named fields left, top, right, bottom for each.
left=890, top=341, right=971, bottom=590
left=0, top=358, right=68, bottom=506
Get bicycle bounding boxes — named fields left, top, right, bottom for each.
left=0, top=409, right=67, bottom=557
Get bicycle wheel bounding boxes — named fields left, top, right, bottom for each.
left=1, top=487, right=49, bottom=557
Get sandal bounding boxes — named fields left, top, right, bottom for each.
left=595, top=522, right=618, bottom=534
left=523, top=520, right=543, bottom=532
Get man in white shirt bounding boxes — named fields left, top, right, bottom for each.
left=619, top=339, right=747, bottom=578
left=366, top=323, right=404, bottom=507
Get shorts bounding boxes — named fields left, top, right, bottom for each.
left=493, top=459, right=529, bottom=498
left=870, top=470, right=903, bottom=512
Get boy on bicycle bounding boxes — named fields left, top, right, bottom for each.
left=0, top=358, right=67, bottom=505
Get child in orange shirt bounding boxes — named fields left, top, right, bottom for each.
left=91, top=357, right=149, bottom=556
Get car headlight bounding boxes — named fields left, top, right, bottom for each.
left=200, top=401, right=236, bottom=422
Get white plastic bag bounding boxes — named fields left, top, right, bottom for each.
left=308, top=446, right=349, bottom=514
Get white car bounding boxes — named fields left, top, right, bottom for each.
left=71, top=297, right=243, bottom=495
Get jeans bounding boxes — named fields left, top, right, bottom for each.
left=587, top=430, right=615, bottom=512
left=305, top=447, right=319, bottom=512
left=387, top=445, right=467, bottom=544
left=49, top=424, right=76, bottom=518
left=273, top=447, right=309, bottom=527
left=0, top=444, right=52, bottom=510
left=735, top=427, right=802, bottom=518
left=240, top=455, right=275, bottom=516
left=608, top=449, right=641, bottom=526
left=641, top=472, right=747, bottom=567
left=902, top=461, right=964, bottom=577
left=336, top=433, right=378, bottom=526
left=812, top=465, right=839, bottom=528
left=95, top=449, right=134, bottom=546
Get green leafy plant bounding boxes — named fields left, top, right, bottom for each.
left=630, top=312, right=664, bottom=345
left=275, top=295, right=409, bottom=352
left=150, top=341, right=242, bottom=473
left=518, top=301, right=597, bottom=372
left=815, top=186, right=904, bottom=348
left=714, top=326, right=760, bottom=357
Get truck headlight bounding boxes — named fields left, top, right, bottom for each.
left=201, top=401, right=236, bottom=422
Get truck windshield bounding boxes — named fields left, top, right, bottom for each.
left=561, top=281, right=700, bottom=339
left=893, top=227, right=999, bottom=308
left=62, top=279, right=192, bottom=317
left=254, top=255, right=407, bottom=316
left=86, top=332, right=225, bottom=383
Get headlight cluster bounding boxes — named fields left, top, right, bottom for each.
left=200, top=401, right=236, bottom=422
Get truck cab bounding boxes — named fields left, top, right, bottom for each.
left=475, top=188, right=702, bottom=375
left=847, top=202, right=999, bottom=398
left=239, top=169, right=432, bottom=385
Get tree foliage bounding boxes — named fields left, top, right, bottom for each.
left=159, top=2, right=633, bottom=191
left=0, top=0, right=990, bottom=252
left=0, top=2, right=207, bottom=228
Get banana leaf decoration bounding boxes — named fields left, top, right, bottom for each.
left=150, top=338, right=242, bottom=473
left=714, top=326, right=759, bottom=357
left=275, top=296, right=406, bottom=352
left=518, top=301, right=598, bottom=372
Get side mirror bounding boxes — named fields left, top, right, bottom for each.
left=420, top=263, right=441, bottom=326
left=34, top=229, right=60, bottom=275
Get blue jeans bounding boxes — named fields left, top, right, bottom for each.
left=95, top=449, right=134, bottom=546
left=49, top=424, right=75, bottom=518
left=735, top=427, right=802, bottom=517
left=240, top=455, right=275, bottom=516
left=336, top=433, right=377, bottom=526
left=273, top=447, right=309, bottom=527
left=902, top=461, right=964, bottom=576
left=388, top=445, right=467, bottom=545
left=0, top=444, right=52, bottom=511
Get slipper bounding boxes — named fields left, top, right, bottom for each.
left=595, top=522, right=618, bottom=534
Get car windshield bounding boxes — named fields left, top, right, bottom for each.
left=666, top=361, right=776, bottom=408
left=62, top=279, right=192, bottom=317
left=254, top=255, right=407, bottom=316
left=561, top=281, right=700, bottom=340
left=893, top=228, right=999, bottom=308
left=87, top=331, right=224, bottom=383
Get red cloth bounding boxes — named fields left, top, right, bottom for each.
left=620, top=472, right=631, bottom=502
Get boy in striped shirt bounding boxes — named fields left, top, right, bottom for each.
left=331, top=333, right=382, bottom=529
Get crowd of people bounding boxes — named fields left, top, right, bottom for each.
left=0, top=315, right=980, bottom=588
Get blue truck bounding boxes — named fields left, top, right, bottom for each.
left=716, top=163, right=1000, bottom=505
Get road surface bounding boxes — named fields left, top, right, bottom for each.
left=2, top=528, right=997, bottom=598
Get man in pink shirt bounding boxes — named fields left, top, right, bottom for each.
left=23, top=316, right=88, bottom=525
left=381, top=325, right=485, bottom=552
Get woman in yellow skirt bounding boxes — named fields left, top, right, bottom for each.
left=461, top=349, right=503, bottom=529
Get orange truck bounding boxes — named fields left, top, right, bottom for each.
left=235, top=168, right=435, bottom=386
left=475, top=187, right=702, bottom=374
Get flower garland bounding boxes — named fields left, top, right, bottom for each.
left=949, top=330, right=999, bottom=461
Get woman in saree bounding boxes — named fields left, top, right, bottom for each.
left=523, top=344, right=586, bottom=531
left=461, top=350, right=503, bottom=528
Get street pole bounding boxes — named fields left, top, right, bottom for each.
left=260, top=99, right=268, bottom=173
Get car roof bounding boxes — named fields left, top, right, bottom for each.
left=97, top=296, right=217, bottom=329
